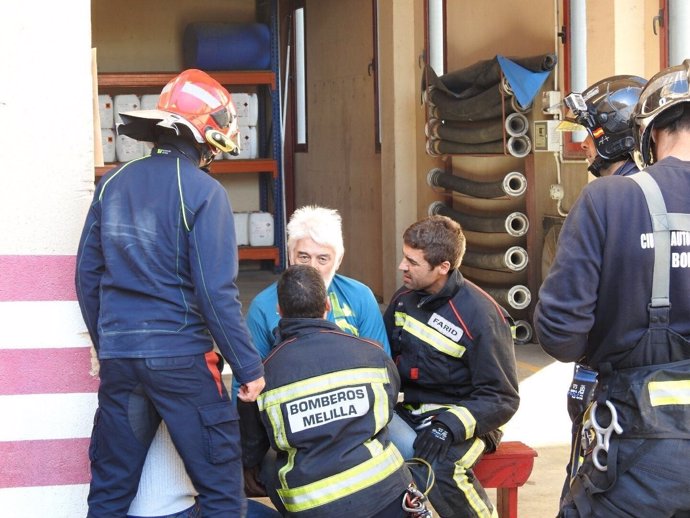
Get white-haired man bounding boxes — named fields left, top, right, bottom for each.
left=240, top=206, right=394, bottom=499
left=246, top=205, right=390, bottom=358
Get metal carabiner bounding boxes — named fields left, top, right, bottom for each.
left=402, top=483, right=433, bottom=517
left=583, top=400, right=623, bottom=471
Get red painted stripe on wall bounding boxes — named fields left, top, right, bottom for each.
left=0, top=255, right=77, bottom=301
left=0, top=438, right=91, bottom=488
left=0, top=347, right=98, bottom=396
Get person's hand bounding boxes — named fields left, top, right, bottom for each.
left=243, top=465, right=267, bottom=497
left=413, top=421, right=453, bottom=463
left=238, top=376, right=266, bottom=402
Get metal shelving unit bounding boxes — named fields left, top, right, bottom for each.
left=95, top=0, right=286, bottom=270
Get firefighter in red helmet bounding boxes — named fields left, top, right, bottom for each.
left=77, top=69, right=264, bottom=518
left=118, top=68, right=242, bottom=167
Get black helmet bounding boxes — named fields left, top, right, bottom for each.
left=633, top=59, right=690, bottom=168
left=563, top=75, right=646, bottom=175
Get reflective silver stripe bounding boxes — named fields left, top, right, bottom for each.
left=447, top=406, right=477, bottom=439
left=181, top=81, right=222, bottom=108
left=400, top=314, right=466, bottom=358
left=649, top=379, right=690, bottom=406
left=258, top=368, right=389, bottom=410
left=452, top=437, right=496, bottom=518
left=277, top=443, right=404, bottom=512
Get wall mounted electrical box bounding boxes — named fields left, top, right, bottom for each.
left=533, top=120, right=562, bottom=152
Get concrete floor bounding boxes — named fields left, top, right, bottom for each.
left=236, top=265, right=571, bottom=518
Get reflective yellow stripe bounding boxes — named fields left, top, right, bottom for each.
left=648, top=379, right=690, bottom=406
left=330, top=292, right=358, bottom=335
left=258, top=368, right=392, bottom=490
left=403, top=403, right=476, bottom=439
left=394, top=311, right=406, bottom=327
left=334, top=317, right=359, bottom=336
left=371, top=382, right=389, bottom=433
left=277, top=443, right=404, bottom=512
left=362, top=437, right=385, bottom=457
left=98, top=156, right=148, bottom=201
left=176, top=158, right=190, bottom=231
left=447, top=407, right=477, bottom=440
left=403, top=402, right=452, bottom=415
left=453, top=437, right=496, bottom=518
left=258, top=368, right=390, bottom=410
left=330, top=292, right=353, bottom=317
left=265, top=403, right=297, bottom=487
left=397, top=313, right=465, bottom=358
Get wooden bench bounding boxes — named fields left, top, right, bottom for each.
left=474, top=441, right=538, bottom=518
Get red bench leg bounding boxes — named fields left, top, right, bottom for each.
left=496, top=487, right=518, bottom=518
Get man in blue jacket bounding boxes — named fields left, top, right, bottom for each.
left=535, top=61, right=690, bottom=516
left=76, top=69, right=265, bottom=518
left=558, top=74, right=646, bottom=497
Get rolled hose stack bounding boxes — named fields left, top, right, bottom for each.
left=428, top=201, right=529, bottom=237
left=421, top=54, right=558, bottom=343
left=427, top=168, right=527, bottom=199
left=428, top=165, right=534, bottom=342
left=484, top=285, right=532, bottom=311
left=513, top=320, right=534, bottom=346
left=426, top=134, right=532, bottom=158
left=422, top=53, right=557, bottom=157
left=463, top=247, right=528, bottom=273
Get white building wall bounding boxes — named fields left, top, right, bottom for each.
left=0, top=3, right=96, bottom=517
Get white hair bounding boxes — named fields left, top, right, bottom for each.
left=286, top=205, right=345, bottom=262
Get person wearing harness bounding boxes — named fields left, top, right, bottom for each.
left=240, top=265, right=413, bottom=518
left=535, top=60, right=690, bottom=517
left=557, top=74, right=646, bottom=502
left=383, top=215, right=520, bottom=518
left=76, top=69, right=265, bottom=518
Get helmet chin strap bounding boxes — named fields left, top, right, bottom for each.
left=588, top=156, right=622, bottom=177
left=199, top=144, right=218, bottom=169
left=587, top=156, right=606, bottom=177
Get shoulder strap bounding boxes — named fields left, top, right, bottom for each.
left=629, top=171, right=690, bottom=325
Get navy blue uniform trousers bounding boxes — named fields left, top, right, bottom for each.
left=87, top=353, right=245, bottom=518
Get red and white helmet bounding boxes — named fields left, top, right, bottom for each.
left=118, top=69, right=240, bottom=156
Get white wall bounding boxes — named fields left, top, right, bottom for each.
left=0, top=2, right=94, bottom=254
left=0, top=3, right=96, bottom=517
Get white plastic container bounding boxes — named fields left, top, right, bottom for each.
left=234, top=212, right=249, bottom=246
left=114, top=94, right=141, bottom=125
left=140, top=94, right=159, bottom=111
left=232, top=92, right=258, bottom=126
left=101, top=128, right=116, bottom=163
left=98, top=94, right=114, bottom=129
left=225, top=125, right=258, bottom=160
left=249, top=211, right=274, bottom=246
left=116, top=134, right=145, bottom=162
